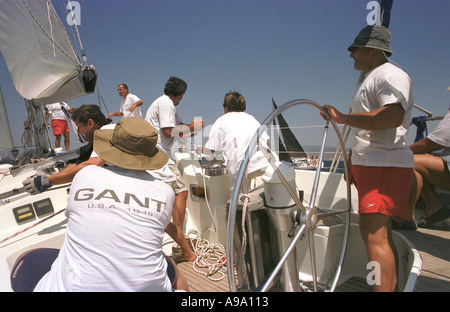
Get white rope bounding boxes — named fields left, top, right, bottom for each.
left=187, top=230, right=228, bottom=282
left=187, top=150, right=217, bottom=234
left=201, top=172, right=217, bottom=233
left=239, top=194, right=251, bottom=289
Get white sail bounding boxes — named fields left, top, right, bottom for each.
left=0, top=0, right=97, bottom=106
left=0, top=86, right=14, bottom=151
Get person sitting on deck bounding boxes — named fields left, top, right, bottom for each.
left=23, top=105, right=196, bottom=265
left=393, top=108, right=450, bottom=230
left=11, top=118, right=189, bottom=291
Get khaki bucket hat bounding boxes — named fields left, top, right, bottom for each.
left=348, top=25, right=392, bottom=57
left=94, top=117, right=168, bottom=170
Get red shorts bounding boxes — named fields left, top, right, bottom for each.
left=351, top=165, right=413, bottom=219
left=51, top=119, right=69, bottom=135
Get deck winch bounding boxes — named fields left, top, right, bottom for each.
left=201, top=156, right=227, bottom=176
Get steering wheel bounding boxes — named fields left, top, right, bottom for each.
left=226, top=99, right=352, bottom=292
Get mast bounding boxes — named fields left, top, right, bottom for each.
left=25, top=99, right=52, bottom=156
left=0, top=86, right=14, bottom=152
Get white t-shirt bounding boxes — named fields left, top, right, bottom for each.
left=204, top=112, right=271, bottom=186
left=120, top=93, right=142, bottom=118
left=46, top=102, right=70, bottom=121
left=428, top=109, right=450, bottom=171
left=428, top=109, right=450, bottom=156
left=34, top=165, right=175, bottom=292
left=145, top=95, right=182, bottom=157
left=350, top=62, right=414, bottom=168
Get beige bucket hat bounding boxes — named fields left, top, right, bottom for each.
left=94, top=117, right=168, bottom=170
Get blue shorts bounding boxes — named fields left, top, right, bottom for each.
left=10, top=248, right=176, bottom=292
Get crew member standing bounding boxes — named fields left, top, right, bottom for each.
left=145, top=76, right=203, bottom=258
left=321, top=25, right=414, bottom=292
left=109, top=83, right=143, bottom=118
left=45, top=102, right=75, bottom=151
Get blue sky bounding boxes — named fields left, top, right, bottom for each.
left=0, top=0, right=449, bottom=153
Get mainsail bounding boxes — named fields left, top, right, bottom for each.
left=0, top=0, right=97, bottom=106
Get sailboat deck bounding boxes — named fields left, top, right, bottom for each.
left=177, top=222, right=450, bottom=292
left=397, top=226, right=450, bottom=292
left=177, top=261, right=231, bottom=292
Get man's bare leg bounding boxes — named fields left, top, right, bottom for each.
left=359, top=213, right=397, bottom=292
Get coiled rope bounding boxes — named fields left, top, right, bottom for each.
left=186, top=230, right=228, bottom=281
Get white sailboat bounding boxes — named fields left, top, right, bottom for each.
left=0, top=99, right=424, bottom=292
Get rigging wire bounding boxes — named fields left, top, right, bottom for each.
left=54, top=0, right=78, bottom=57
left=81, top=0, right=96, bottom=66
left=20, top=0, right=81, bottom=66
left=64, top=0, right=111, bottom=114
left=66, top=0, right=87, bottom=64
left=52, top=0, right=110, bottom=114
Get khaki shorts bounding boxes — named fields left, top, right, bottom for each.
left=168, top=163, right=188, bottom=194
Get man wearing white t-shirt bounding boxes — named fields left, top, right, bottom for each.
left=23, top=105, right=196, bottom=263
left=321, top=25, right=414, bottom=292
left=203, top=91, right=272, bottom=192
left=12, top=118, right=189, bottom=292
left=45, top=102, right=75, bottom=151
left=109, top=83, right=143, bottom=118
left=145, top=76, right=203, bottom=259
